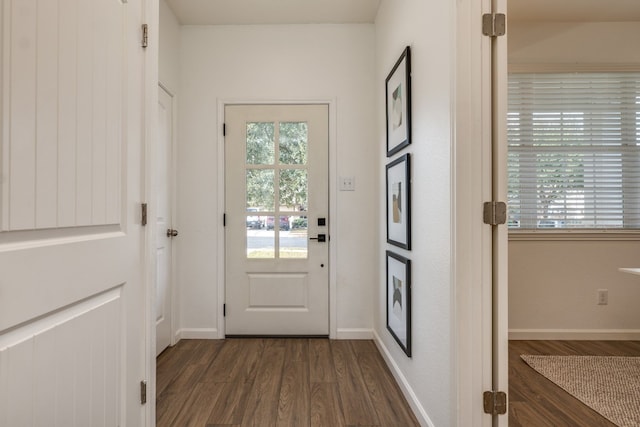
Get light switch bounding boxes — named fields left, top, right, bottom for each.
left=339, top=176, right=355, bottom=191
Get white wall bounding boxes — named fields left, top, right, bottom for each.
left=375, top=1, right=454, bottom=426
left=176, top=24, right=377, bottom=338
left=509, top=22, right=640, bottom=67
left=508, top=21, right=640, bottom=339
left=159, top=0, right=180, bottom=92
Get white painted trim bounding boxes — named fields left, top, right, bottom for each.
left=452, top=0, right=495, bottom=425
left=216, top=98, right=338, bottom=339
left=216, top=100, right=226, bottom=339
left=336, top=328, right=373, bottom=340
left=372, top=330, right=434, bottom=427
left=509, top=329, right=640, bottom=341
left=175, top=328, right=220, bottom=340
left=143, top=1, right=159, bottom=425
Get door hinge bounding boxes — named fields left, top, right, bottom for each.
left=140, top=380, right=147, bottom=405
left=141, top=24, right=149, bottom=48
left=223, top=123, right=226, bottom=136
left=223, top=303, right=226, bottom=317
left=141, top=203, right=148, bottom=226
left=482, top=13, right=506, bottom=37
left=223, top=213, right=226, bottom=227
left=483, top=201, right=507, bottom=226
left=483, top=390, right=507, bottom=415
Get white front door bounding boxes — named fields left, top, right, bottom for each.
left=0, top=0, right=149, bottom=425
left=156, top=85, right=175, bottom=356
left=225, top=104, right=329, bottom=336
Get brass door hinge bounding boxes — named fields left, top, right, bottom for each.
left=483, top=390, right=507, bottom=415
left=482, top=13, right=506, bottom=37
left=483, top=201, right=507, bottom=226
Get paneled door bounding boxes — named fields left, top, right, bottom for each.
left=156, top=85, right=175, bottom=356
left=0, top=0, right=149, bottom=425
left=225, top=104, right=329, bottom=335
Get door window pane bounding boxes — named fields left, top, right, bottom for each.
left=279, top=216, right=307, bottom=258
left=279, top=169, right=307, bottom=212
left=247, top=122, right=275, bottom=165
left=246, top=169, right=274, bottom=210
left=279, top=122, right=308, bottom=165
left=247, top=224, right=275, bottom=259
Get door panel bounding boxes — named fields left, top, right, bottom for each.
left=0, top=0, right=146, bottom=425
left=156, top=85, right=174, bottom=356
left=225, top=104, right=329, bottom=335
left=492, top=0, right=509, bottom=425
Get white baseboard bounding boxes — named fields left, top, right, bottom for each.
left=372, top=330, right=434, bottom=427
left=336, top=328, right=374, bottom=340
left=175, top=328, right=220, bottom=340
left=509, top=329, right=640, bottom=341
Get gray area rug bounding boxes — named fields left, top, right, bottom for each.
left=521, top=355, right=640, bottom=427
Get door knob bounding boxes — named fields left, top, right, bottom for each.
left=167, top=229, right=179, bottom=237
left=309, top=234, right=326, bottom=242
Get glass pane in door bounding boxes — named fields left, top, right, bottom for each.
left=279, top=122, right=308, bottom=165
left=246, top=170, right=274, bottom=210
left=279, top=215, right=308, bottom=258
left=247, top=222, right=275, bottom=259
left=246, top=122, right=275, bottom=164
left=279, top=169, right=308, bottom=212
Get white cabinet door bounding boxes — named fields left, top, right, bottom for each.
left=0, top=0, right=148, bottom=425
left=225, top=104, right=329, bottom=335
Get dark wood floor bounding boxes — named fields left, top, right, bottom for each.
left=156, top=338, right=420, bottom=427
left=509, top=340, right=640, bottom=427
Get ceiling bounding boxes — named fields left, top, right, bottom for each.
left=165, top=0, right=382, bottom=25
left=165, top=0, right=640, bottom=26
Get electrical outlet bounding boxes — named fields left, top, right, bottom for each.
left=597, top=289, right=608, bottom=305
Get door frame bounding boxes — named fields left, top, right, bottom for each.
left=216, top=98, right=337, bottom=339
left=143, top=1, right=160, bottom=424
left=453, top=0, right=508, bottom=425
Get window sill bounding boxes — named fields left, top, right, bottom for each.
left=508, top=230, right=640, bottom=242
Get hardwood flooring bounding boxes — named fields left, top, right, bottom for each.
left=156, top=338, right=419, bottom=427
left=509, top=340, right=640, bottom=427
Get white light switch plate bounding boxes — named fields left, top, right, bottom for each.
left=339, top=176, right=355, bottom=191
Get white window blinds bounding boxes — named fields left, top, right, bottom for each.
left=508, top=72, right=640, bottom=230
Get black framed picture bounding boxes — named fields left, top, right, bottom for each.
left=386, top=153, right=411, bottom=249
left=386, top=250, right=411, bottom=357
left=385, top=46, right=411, bottom=157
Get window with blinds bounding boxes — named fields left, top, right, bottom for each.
left=507, top=72, right=640, bottom=230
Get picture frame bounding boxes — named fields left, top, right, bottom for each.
left=386, top=250, right=411, bottom=357
left=386, top=153, right=411, bottom=249
left=385, top=46, right=412, bottom=157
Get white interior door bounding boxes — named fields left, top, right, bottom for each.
left=492, top=0, right=509, bottom=425
left=0, top=0, right=148, bottom=425
left=156, top=85, right=175, bottom=356
left=225, top=104, right=329, bottom=336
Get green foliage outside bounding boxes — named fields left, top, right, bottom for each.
left=245, top=122, right=308, bottom=212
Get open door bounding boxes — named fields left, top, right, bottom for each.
left=0, top=0, right=153, bottom=425
left=489, top=0, right=509, bottom=425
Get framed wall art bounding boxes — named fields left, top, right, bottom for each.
left=385, top=46, right=411, bottom=157
left=386, top=250, right=411, bottom=357
left=386, top=153, right=411, bottom=250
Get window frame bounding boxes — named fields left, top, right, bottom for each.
left=507, top=64, right=640, bottom=240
